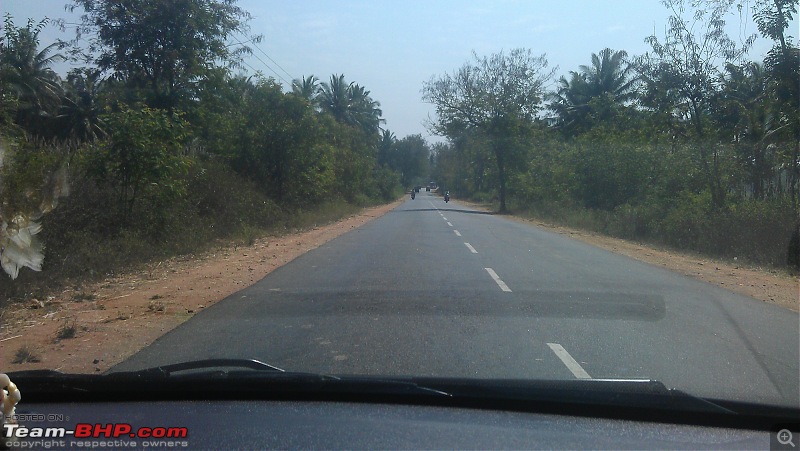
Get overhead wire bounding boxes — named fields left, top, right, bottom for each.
left=237, top=32, right=295, bottom=83
left=228, top=34, right=293, bottom=88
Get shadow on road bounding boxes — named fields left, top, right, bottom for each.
left=392, top=207, right=495, bottom=215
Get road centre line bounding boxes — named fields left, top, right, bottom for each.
left=447, top=222, right=453, bottom=227
left=443, top=217, right=448, bottom=221
left=547, top=343, right=591, bottom=379
left=454, top=230, right=462, bottom=236
left=484, top=268, right=512, bottom=292
left=464, top=242, right=478, bottom=253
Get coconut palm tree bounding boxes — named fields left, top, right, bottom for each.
left=1, top=17, right=64, bottom=135
left=57, top=69, right=106, bottom=142
left=291, top=74, right=319, bottom=102
left=318, top=74, right=384, bottom=136
left=318, top=74, right=352, bottom=123
left=549, top=48, right=636, bottom=134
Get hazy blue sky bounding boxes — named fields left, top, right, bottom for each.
left=3, top=1, right=794, bottom=142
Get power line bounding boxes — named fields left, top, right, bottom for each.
left=231, top=35, right=292, bottom=86
left=229, top=34, right=293, bottom=87
left=238, top=32, right=295, bottom=82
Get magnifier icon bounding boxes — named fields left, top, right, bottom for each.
left=778, top=429, right=795, bottom=447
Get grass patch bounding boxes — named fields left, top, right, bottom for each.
left=13, top=346, right=41, bottom=364
left=506, top=197, right=796, bottom=271
left=55, top=320, right=77, bottom=341
left=72, top=292, right=96, bottom=302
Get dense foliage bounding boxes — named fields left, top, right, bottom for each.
left=0, top=0, right=797, bottom=298
left=0, top=1, right=428, bottom=294
left=426, top=0, right=799, bottom=268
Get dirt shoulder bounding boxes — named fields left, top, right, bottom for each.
left=0, top=199, right=403, bottom=374
left=458, top=199, right=798, bottom=312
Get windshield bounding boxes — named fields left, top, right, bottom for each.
left=1, top=0, right=798, bottom=413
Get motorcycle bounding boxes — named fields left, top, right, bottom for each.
left=444, top=192, right=450, bottom=203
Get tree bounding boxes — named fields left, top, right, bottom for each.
left=387, top=134, right=430, bottom=187
left=0, top=15, right=64, bottom=136
left=422, top=49, right=554, bottom=211
left=84, top=104, right=190, bottom=222
left=318, top=74, right=384, bottom=136
left=291, top=74, right=319, bottom=102
left=68, top=0, right=259, bottom=113
left=377, top=129, right=396, bottom=167
left=549, top=48, right=637, bottom=135
left=638, top=0, right=756, bottom=210
left=753, top=0, right=799, bottom=208
left=232, top=79, right=335, bottom=204
left=57, top=68, right=106, bottom=142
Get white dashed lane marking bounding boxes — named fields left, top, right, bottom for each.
left=484, top=268, right=512, bottom=292
left=464, top=243, right=478, bottom=253
left=454, top=230, right=461, bottom=237
left=447, top=222, right=453, bottom=227
left=547, top=343, right=591, bottom=379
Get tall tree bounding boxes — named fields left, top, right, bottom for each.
left=68, top=0, right=259, bottom=113
left=638, top=0, right=756, bottom=209
left=377, top=129, right=396, bottom=167
left=291, top=74, right=319, bottom=102
left=0, top=15, right=64, bottom=136
left=57, top=68, right=106, bottom=142
left=753, top=0, right=799, bottom=208
left=422, top=49, right=554, bottom=212
left=318, top=74, right=384, bottom=136
left=549, top=48, right=637, bottom=134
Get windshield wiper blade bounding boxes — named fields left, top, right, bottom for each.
left=113, top=358, right=286, bottom=377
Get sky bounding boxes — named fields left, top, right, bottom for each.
left=2, top=0, right=795, bottom=142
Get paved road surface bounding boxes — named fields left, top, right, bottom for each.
left=115, top=192, right=800, bottom=407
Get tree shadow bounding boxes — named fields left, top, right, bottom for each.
left=392, top=207, right=495, bottom=215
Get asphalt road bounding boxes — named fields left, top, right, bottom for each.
left=115, top=191, right=800, bottom=407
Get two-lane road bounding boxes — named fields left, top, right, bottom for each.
left=115, top=191, right=800, bottom=407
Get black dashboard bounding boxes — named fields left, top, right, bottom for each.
left=3, top=367, right=798, bottom=450
left=4, top=400, right=782, bottom=450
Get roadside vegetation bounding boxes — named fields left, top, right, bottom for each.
left=1, top=0, right=796, bottom=308
left=425, top=0, right=799, bottom=270
left=0, top=1, right=430, bottom=302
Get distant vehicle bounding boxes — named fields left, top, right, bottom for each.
left=426, top=187, right=430, bottom=192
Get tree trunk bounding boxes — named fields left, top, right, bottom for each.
left=494, top=143, right=508, bottom=213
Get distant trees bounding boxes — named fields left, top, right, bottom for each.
left=384, top=134, right=430, bottom=188
left=425, top=0, right=799, bottom=267
left=0, top=0, right=413, bottom=282
left=423, top=49, right=555, bottom=211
